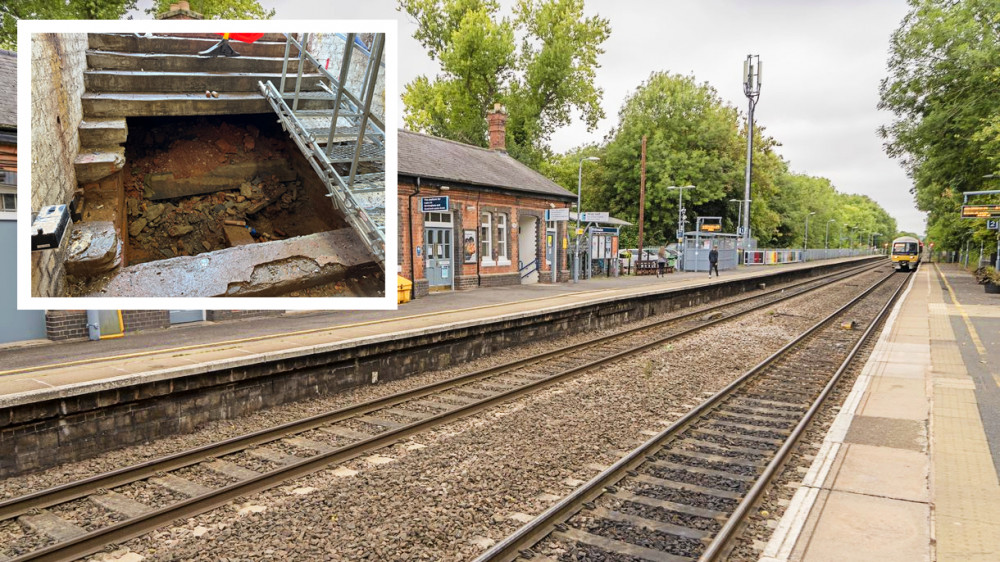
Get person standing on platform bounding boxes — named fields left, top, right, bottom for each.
left=657, top=246, right=667, bottom=277
left=708, top=245, right=719, bottom=278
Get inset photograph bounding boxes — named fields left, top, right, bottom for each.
left=22, top=21, right=393, bottom=308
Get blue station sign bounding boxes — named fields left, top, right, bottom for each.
left=420, top=196, right=450, bottom=212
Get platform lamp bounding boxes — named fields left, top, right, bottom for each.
left=803, top=211, right=816, bottom=255
left=825, top=219, right=835, bottom=251
left=742, top=54, right=762, bottom=257
left=573, top=156, right=600, bottom=284
left=668, top=185, right=696, bottom=269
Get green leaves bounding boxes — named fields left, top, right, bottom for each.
left=880, top=0, right=1000, bottom=250
left=399, top=0, right=609, bottom=168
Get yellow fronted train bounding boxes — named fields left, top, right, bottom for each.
left=890, top=236, right=922, bottom=272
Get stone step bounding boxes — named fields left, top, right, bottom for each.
left=74, top=145, right=125, bottom=183
left=89, top=33, right=293, bottom=58
left=146, top=32, right=289, bottom=42
left=81, top=91, right=333, bottom=118
left=88, top=229, right=375, bottom=297
left=78, top=118, right=127, bottom=147
left=87, top=51, right=306, bottom=74
left=85, top=69, right=325, bottom=94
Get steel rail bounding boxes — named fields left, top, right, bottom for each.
left=699, top=269, right=912, bottom=560
left=475, top=269, right=903, bottom=562
left=0, top=262, right=879, bottom=524
left=6, top=266, right=886, bottom=562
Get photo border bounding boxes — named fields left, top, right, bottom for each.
left=17, top=18, right=398, bottom=311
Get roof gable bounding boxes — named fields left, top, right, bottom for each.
left=398, top=129, right=574, bottom=200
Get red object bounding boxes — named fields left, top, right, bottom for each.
left=218, top=33, right=265, bottom=44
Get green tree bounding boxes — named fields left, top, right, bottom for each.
left=1, top=0, right=137, bottom=51
left=147, top=0, right=274, bottom=20
left=879, top=0, right=1000, bottom=252
left=399, top=0, right=610, bottom=167
left=595, top=72, right=785, bottom=245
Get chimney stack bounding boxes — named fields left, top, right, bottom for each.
left=486, top=103, right=508, bottom=152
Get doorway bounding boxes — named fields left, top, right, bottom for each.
left=424, top=212, right=453, bottom=291
left=518, top=215, right=539, bottom=283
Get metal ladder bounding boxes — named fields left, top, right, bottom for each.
left=259, top=33, right=386, bottom=268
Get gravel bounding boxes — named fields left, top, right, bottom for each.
left=0, top=266, right=894, bottom=560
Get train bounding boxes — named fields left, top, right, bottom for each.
left=890, top=235, right=922, bottom=272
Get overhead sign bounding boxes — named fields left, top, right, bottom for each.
left=580, top=212, right=609, bottom=222
left=588, top=227, right=619, bottom=234
left=545, top=208, right=569, bottom=221
left=420, top=196, right=449, bottom=212
left=700, top=223, right=721, bottom=232
left=960, top=204, right=1000, bottom=218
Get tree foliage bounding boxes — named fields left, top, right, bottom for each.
left=147, top=0, right=275, bottom=20
left=879, top=0, right=1000, bottom=251
left=399, top=0, right=610, bottom=167
left=1, top=0, right=137, bottom=51
left=541, top=71, right=899, bottom=250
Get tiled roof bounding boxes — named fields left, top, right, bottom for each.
left=0, top=50, right=14, bottom=129
left=398, top=129, right=575, bottom=200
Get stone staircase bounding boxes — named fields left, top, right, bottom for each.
left=73, top=32, right=329, bottom=184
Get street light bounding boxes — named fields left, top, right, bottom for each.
left=825, top=219, right=835, bottom=251
left=668, top=185, right=695, bottom=270
left=803, top=211, right=816, bottom=253
left=573, top=156, right=600, bottom=283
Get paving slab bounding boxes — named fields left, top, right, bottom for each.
left=857, top=377, right=929, bottom=419
left=796, top=489, right=930, bottom=562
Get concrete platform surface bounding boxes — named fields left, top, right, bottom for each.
left=0, top=257, right=869, bottom=403
left=762, top=263, right=1000, bottom=562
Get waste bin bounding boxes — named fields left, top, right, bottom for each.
left=397, top=276, right=413, bottom=304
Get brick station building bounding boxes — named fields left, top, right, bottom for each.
left=398, top=107, right=576, bottom=298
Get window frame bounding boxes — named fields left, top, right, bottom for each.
left=480, top=212, right=494, bottom=266
left=495, top=212, right=510, bottom=265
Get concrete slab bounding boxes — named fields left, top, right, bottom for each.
left=82, top=91, right=332, bottom=118
left=145, top=160, right=296, bottom=200
left=797, top=489, right=929, bottom=562
left=858, top=377, right=929, bottom=419
left=828, top=443, right=929, bottom=503
left=844, top=415, right=926, bottom=452
left=78, top=118, right=127, bottom=147
left=74, top=146, right=125, bottom=183
left=88, top=229, right=373, bottom=297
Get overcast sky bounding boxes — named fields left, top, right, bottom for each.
left=136, top=0, right=922, bottom=234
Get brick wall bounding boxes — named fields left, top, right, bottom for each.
left=122, top=311, right=170, bottom=332
left=398, top=179, right=573, bottom=298
left=30, top=33, right=88, bottom=297
left=206, top=310, right=283, bottom=322
left=45, top=310, right=88, bottom=341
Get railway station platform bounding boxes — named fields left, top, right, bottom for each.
left=761, top=262, right=1000, bottom=562
left=0, top=256, right=873, bottom=397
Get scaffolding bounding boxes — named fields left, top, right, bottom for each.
left=259, top=33, right=386, bottom=268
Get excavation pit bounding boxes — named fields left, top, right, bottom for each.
left=65, top=115, right=383, bottom=298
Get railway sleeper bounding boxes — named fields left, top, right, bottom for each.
left=586, top=505, right=711, bottom=542
left=700, top=419, right=788, bottom=439
left=552, top=527, right=692, bottom=562
left=647, top=459, right=755, bottom=483
left=720, top=403, right=800, bottom=419
left=632, top=473, right=743, bottom=501
left=687, top=429, right=777, bottom=450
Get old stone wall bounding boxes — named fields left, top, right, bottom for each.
left=30, top=33, right=88, bottom=298
left=306, top=33, right=385, bottom=126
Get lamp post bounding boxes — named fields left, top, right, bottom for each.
left=573, top=156, right=600, bottom=283
left=803, top=211, right=816, bottom=257
left=742, top=54, right=762, bottom=256
left=825, top=219, right=835, bottom=250
left=667, top=185, right=695, bottom=270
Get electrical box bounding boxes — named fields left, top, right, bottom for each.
left=31, top=205, right=70, bottom=251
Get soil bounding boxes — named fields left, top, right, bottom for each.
left=121, top=116, right=344, bottom=266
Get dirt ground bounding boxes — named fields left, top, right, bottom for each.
left=122, top=116, right=344, bottom=266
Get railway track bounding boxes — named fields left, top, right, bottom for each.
left=0, top=262, right=886, bottom=562
left=475, top=268, right=910, bottom=562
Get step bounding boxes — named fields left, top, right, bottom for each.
left=74, top=146, right=125, bottom=183
left=89, top=33, right=292, bottom=58
left=82, top=91, right=333, bottom=117
left=85, top=69, right=325, bottom=94
left=78, top=118, right=127, bottom=147
left=147, top=32, right=290, bottom=42
left=87, top=51, right=306, bottom=74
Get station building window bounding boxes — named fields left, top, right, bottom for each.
left=480, top=212, right=493, bottom=265
left=495, top=213, right=509, bottom=264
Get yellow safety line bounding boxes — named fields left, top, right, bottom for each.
left=0, top=287, right=623, bottom=378
left=935, top=263, right=988, bottom=356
